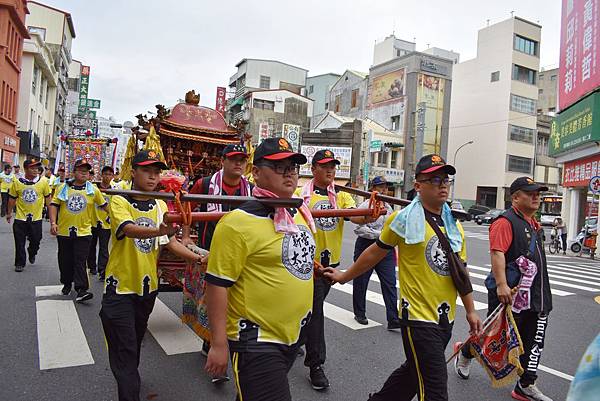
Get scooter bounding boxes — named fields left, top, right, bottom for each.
left=570, top=227, right=597, bottom=254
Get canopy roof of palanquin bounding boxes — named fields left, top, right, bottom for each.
left=157, top=90, right=239, bottom=145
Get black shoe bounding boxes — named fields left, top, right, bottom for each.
left=354, top=315, right=369, bottom=325
left=75, top=290, right=93, bottom=303
left=309, top=366, right=330, bottom=391
left=28, top=254, right=35, bottom=264
left=297, top=347, right=305, bottom=357
left=89, top=268, right=97, bottom=275
left=387, top=320, right=402, bottom=330
left=15, top=265, right=24, bottom=272
left=98, top=274, right=105, bottom=282
left=211, top=375, right=230, bottom=384
left=61, top=284, right=72, bottom=295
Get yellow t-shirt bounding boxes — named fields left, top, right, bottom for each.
left=294, top=187, right=355, bottom=267
left=377, top=210, right=467, bottom=327
left=91, top=183, right=116, bottom=230
left=206, top=202, right=316, bottom=350
left=8, top=177, right=51, bottom=221
left=0, top=172, right=14, bottom=192
left=103, top=195, right=169, bottom=296
left=51, top=182, right=107, bottom=237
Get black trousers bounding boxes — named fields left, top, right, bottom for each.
left=304, top=276, right=331, bottom=368
left=13, top=219, right=42, bottom=267
left=87, top=226, right=111, bottom=275
left=369, top=325, right=452, bottom=401
left=100, top=287, right=157, bottom=401
left=353, top=237, right=398, bottom=323
left=1, top=191, right=8, bottom=216
left=231, top=347, right=298, bottom=401
left=462, top=294, right=550, bottom=386
left=560, top=234, right=567, bottom=253
left=57, top=235, right=92, bottom=292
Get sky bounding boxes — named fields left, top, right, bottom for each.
left=43, top=0, right=562, bottom=124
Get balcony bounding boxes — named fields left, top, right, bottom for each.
left=18, top=131, right=41, bottom=158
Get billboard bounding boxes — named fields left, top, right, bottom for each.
left=215, top=87, right=226, bottom=115
left=417, top=73, right=446, bottom=155
left=550, top=91, right=600, bottom=155
left=559, top=0, right=600, bottom=111
left=299, top=145, right=352, bottom=179
left=369, top=69, right=406, bottom=105
left=563, top=152, right=600, bottom=187
left=282, top=123, right=300, bottom=151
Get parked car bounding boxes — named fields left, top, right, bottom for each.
left=451, top=200, right=465, bottom=211
left=467, top=204, right=491, bottom=220
left=475, top=209, right=504, bottom=225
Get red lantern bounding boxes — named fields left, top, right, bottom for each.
left=85, top=130, right=92, bottom=137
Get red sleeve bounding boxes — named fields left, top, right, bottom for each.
left=489, top=218, right=512, bottom=253
left=188, top=179, right=204, bottom=211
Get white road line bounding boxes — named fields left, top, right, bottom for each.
left=147, top=298, right=204, bottom=355
left=552, top=263, right=600, bottom=275
left=35, top=285, right=64, bottom=298
left=36, top=300, right=94, bottom=370
left=323, top=302, right=381, bottom=329
left=538, top=364, right=574, bottom=381
left=548, top=265, right=600, bottom=278
left=467, top=266, right=574, bottom=296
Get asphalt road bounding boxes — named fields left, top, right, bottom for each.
left=1, top=218, right=598, bottom=401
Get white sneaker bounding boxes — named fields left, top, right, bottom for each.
left=512, top=382, right=553, bottom=401
left=453, top=342, right=472, bottom=379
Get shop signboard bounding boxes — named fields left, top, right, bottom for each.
left=550, top=91, right=600, bottom=155
left=300, top=145, right=352, bottom=179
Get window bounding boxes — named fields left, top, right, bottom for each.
left=324, top=102, right=328, bottom=110
left=253, top=99, right=274, bottom=111
left=335, top=95, right=341, bottom=113
left=514, top=35, right=538, bottom=56
left=510, top=94, right=536, bottom=115
left=391, top=115, right=401, bottom=131
left=27, top=26, right=46, bottom=41
left=512, top=64, right=537, bottom=85
left=378, top=151, right=388, bottom=167
left=32, top=67, right=38, bottom=95
left=351, top=89, right=359, bottom=108
left=537, top=135, right=549, bottom=156
left=45, top=87, right=49, bottom=109
left=308, top=85, right=314, bottom=94
left=491, top=71, right=500, bottom=82
left=39, top=79, right=45, bottom=103
left=549, top=107, right=556, bottom=113
left=29, top=109, right=35, bottom=131
left=391, top=150, right=398, bottom=168
left=550, top=75, right=557, bottom=81
left=538, top=89, right=543, bottom=95
left=259, top=75, right=270, bottom=89
left=507, top=155, right=532, bottom=173
left=508, top=125, right=535, bottom=143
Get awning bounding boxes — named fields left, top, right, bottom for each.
left=229, top=97, right=244, bottom=107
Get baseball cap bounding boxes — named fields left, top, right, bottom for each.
left=509, top=177, right=549, bottom=195
left=222, top=144, right=248, bottom=158
left=415, top=154, right=456, bottom=176
left=253, top=137, right=307, bottom=165
left=369, top=176, right=387, bottom=189
left=73, top=158, right=92, bottom=171
left=23, top=158, right=42, bottom=168
left=132, top=150, right=168, bottom=169
left=312, top=149, right=341, bottom=165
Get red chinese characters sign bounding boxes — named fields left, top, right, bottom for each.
left=563, top=153, right=600, bottom=187
left=559, top=0, right=600, bottom=111
left=215, top=87, right=226, bottom=116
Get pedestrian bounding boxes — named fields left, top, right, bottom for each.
left=553, top=217, right=567, bottom=255
left=87, top=166, right=115, bottom=280
left=1, top=164, right=14, bottom=217
left=205, top=137, right=316, bottom=401
left=6, top=158, right=51, bottom=272
left=51, top=167, right=66, bottom=193
left=325, top=154, right=482, bottom=401
left=296, top=149, right=371, bottom=391
left=351, top=176, right=400, bottom=329
left=99, top=149, right=205, bottom=401
left=183, top=143, right=251, bottom=383
left=13, top=164, right=23, bottom=179
left=48, top=158, right=107, bottom=302
left=454, top=176, right=554, bottom=401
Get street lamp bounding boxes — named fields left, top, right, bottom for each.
left=451, top=140, right=474, bottom=201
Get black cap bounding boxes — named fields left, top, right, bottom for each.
left=101, top=165, right=115, bottom=174
left=253, top=137, right=307, bottom=165
left=312, top=149, right=341, bottom=165
left=23, top=158, right=42, bottom=168
left=222, top=144, right=248, bottom=158
left=509, top=177, right=549, bottom=195
left=132, top=150, right=168, bottom=169
left=415, top=154, right=456, bottom=176
left=73, top=158, right=92, bottom=171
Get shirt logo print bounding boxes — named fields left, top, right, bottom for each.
left=313, top=200, right=338, bottom=232
left=22, top=188, right=38, bottom=204
left=67, top=193, right=87, bottom=214
left=281, top=224, right=316, bottom=280
left=425, top=235, right=450, bottom=276
left=133, top=216, right=156, bottom=253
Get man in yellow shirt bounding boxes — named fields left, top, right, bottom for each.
left=325, top=154, right=482, bottom=401
left=100, top=150, right=204, bottom=401
left=205, top=138, right=316, bottom=401
left=87, top=166, right=115, bottom=280
left=1, top=164, right=14, bottom=217
left=49, top=158, right=107, bottom=302
left=6, top=159, right=51, bottom=272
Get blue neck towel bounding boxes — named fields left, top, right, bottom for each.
left=57, top=180, right=95, bottom=201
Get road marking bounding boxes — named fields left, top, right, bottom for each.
left=552, top=263, right=600, bottom=275
left=323, top=302, right=381, bottom=329
left=36, top=300, right=94, bottom=370
left=538, top=364, right=574, bottom=381
left=547, top=265, right=600, bottom=279
left=147, top=298, right=204, bottom=355
left=35, top=285, right=64, bottom=298
left=467, top=266, right=574, bottom=296
left=595, top=295, right=600, bottom=304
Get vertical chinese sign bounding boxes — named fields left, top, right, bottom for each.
left=559, top=0, right=600, bottom=111
left=79, top=65, right=90, bottom=114
left=215, top=87, right=226, bottom=116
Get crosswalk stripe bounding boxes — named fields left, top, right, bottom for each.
left=466, top=266, right=574, bottom=296
left=36, top=299, right=94, bottom=370
left=552, top=263, right=600, bottom=275
left=323, top=302, right=381, bottom=329
left=547, top=265, right=600, bottom=278
left=35, top=285, right=64, bottom=298
left=547, top=268, right=600, bottom=284
left=147, top=298, right=204, bottom=355
left=479, top=263, right=600, bottom=286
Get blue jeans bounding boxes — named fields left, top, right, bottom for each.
left=352, top=237, right=399, bottom=323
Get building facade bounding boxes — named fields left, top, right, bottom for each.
left=448, top=16, right=542, bottom=209
left=535, top=68, right=561, bottom=194
left=306, top=73, right=340, bottom=130
left=327, top=70, right=368, bottom=122
left=0, top=0, right=28, bottom=165
left=372, top=35, right=415, bottom=67
left=17, top=28, right=57, bottom=164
